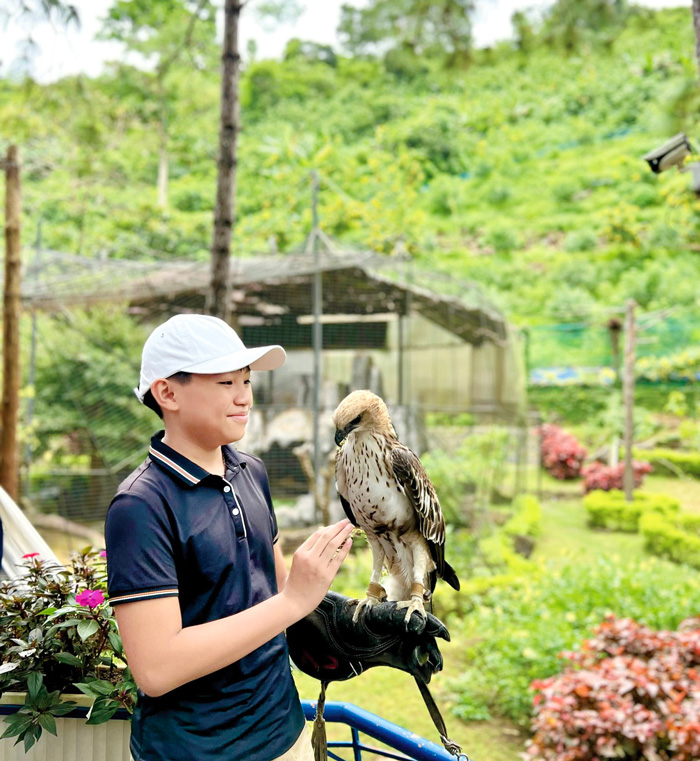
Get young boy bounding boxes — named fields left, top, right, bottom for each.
left=104, top=314, right=354, bottom=761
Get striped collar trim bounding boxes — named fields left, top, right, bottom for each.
left=148, top=431, right=209, bottom=486
left=149, top=446, right=202, bottom=485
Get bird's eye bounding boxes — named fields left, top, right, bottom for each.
left=351, top=414, right=362, bottom=426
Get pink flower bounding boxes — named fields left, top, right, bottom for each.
left=22, top=552, right=40, bottom=559
left=99, top=551, right=107, bottom=558
left=76, top=589, right=105, bottom=608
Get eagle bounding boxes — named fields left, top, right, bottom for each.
left=332, top=390, right=460, bottom=623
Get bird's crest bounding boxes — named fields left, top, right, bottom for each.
left=332, top=390, right=396, bottom=441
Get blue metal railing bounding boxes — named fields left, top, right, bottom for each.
left=301, top=700, right=458, bottom=761
left=1, top=698, right=461, bottom=760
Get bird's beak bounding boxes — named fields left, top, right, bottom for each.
left=334, top=428, right=346, bottom=447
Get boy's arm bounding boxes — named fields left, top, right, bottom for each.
left=273, top=541, right=288, bottom=591
left=115, top=520, right=353, bottom=698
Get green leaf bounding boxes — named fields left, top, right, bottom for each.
left=55, top=618, right=83, bottom=629
left=55, top=652, right=83, bottom=667
left=86, top=697, right=119, bottom=725
left=37, top=713, right=57, bottom=736
left=37, top=607, right=57, bottom=615
left=77, top=619, right=100, bottom=641
left=23, top=725, right=41, bottom=753
left=73, top=682, right=98, bottom=698
left=108, top=631, right=123, bottom=655
left=1, top=716, right=32, bottom=739
left=51, top=702, right=78, bottom=716
left=26, top=672, right=43, bottom=700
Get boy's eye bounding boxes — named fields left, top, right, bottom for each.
left=218, top=381, right=233, bottom=385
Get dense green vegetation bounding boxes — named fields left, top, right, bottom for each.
left=1, top=5, right=699, bottom=345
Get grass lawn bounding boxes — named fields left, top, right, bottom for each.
left=293, top=646, right=526, bottom=761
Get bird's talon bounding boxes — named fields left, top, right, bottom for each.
left=352, top=595, right=381, bottom=623
left=396, top=596, right=427, bottom=625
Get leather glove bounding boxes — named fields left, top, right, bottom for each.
left=286, top=590, right=450, bottom=685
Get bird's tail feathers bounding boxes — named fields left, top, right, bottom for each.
left=441, top=561, right=460, bottom=591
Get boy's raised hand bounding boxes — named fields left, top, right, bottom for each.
left=282, top=519, right=354, bottom=618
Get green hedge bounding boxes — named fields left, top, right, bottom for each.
left=633, top=448, right=700, bottom=479
left=583, top=489, right=680, bottom=532
left=502, top=494, right=542, bottom=539
left=528, top=383, right=697, bottom=424
left=640, top=512, right=700, bottom=569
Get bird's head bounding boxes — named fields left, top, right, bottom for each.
left=332, top=390, right=396, bottom=446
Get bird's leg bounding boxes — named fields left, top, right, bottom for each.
left=396, top=541, right=430, bottom=624
left=396, top=582, right=426, bottom=623
left=352, top=537, right=386, bottom=623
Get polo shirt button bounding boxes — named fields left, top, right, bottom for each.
left=223, top=486, right=231, bottom=493
left=232, top=508, right=240, bottom=516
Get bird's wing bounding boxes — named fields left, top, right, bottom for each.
left=390, top=445, right=446, bottom=575
left=335, top=446, right=358, bottom=526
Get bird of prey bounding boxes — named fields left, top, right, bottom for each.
left=333, top=390, right=460, bottom=623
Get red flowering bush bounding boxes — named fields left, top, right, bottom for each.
left=527, top=615, right=700, bottom=761
left=537, top=424, right=588, bottom=480
left=582, top=460, right=653, bottom=493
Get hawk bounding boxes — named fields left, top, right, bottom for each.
left=332, top=390, right=460, bottom=623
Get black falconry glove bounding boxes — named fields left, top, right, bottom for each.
left=287, top=589, right=448, bottom=684
left=286, top=590, right=469, bottom=760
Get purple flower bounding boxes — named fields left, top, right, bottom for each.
left=76, top=589, right=105, bottom=608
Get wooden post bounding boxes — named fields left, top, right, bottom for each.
left=208, top=0, right=243, bottom=323
left=622, top=299, right=636, bottom=502
left=693, top=1, right=700, bottom=82
left=1, top=145, right=21, bottom=501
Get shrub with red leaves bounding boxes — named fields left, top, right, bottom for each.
left=527, top=615, right=700, bottom=761
left=537, top=424, right=588, bottom=480
left=581, top=460, right=653, bottom=493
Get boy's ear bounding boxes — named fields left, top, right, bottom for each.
left=151, top=378, right=179, bottom=412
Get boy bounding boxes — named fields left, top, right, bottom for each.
left=105, top=314, right=354, bottom=761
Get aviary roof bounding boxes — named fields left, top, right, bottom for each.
left=20, top=242, right=508, bottom=347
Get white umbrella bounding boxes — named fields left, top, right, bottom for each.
left=0, top=485, right=61, bottom=577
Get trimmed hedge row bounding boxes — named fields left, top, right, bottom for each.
left=640, top=511, right=700, bottom=569
left=583, top=489, right=680, bottom=532
left=633, top=447, right=700, bottom=479
left=502, top=494, right=542, bottom=539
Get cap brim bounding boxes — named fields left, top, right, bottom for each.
left=179, top=345, right=286, bottom=375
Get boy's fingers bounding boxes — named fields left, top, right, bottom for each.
left=330, top=535, right=353, bottom=565
left=307, top=520, right=351, bottom=555
left=318, top=522, right=354, bottom=560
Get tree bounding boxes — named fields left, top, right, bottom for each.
left=338, top=0, right=475, bottom=69
left=101, top=0, right=218, bottom=208
left=1, top=1, right=80, bottom=72
left=693, top=0, right=700, bottom=81
left=208, top=0, right=302, bottom=321
left=543, top=0, right=629, bottom=53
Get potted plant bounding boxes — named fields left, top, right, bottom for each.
left=0, top=550, right=136, bottom=757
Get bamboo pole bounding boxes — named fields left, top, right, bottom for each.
left=1, top=146, right=21, bottom=501
left=622, top=299, right=636, bottom=502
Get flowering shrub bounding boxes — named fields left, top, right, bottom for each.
left=527, top=615, right=700, bottom=761
left=581, top=460, right=652, bottom=493
left=537, top=424, right=587, bottom=480
left=0, top=550, right=136, bottom=752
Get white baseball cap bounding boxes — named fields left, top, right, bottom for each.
left=135, top=314, right=286, bottom=403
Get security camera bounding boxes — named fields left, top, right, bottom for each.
left=643, top=133, right=692, bottom=173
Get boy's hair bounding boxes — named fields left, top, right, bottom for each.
left=142, top=372, right=192, bottom=419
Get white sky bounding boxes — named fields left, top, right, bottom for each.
left=0, top=0, right=691, bottom=83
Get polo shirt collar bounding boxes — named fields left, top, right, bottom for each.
left=148, top=431, right=243, bottom=486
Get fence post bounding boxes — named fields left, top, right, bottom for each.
left=1, top=145, right=21, bottom=501
left=623, top=299, right=636, bottom=502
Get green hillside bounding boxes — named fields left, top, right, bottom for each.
left=1, top=6, right=698, bottom=345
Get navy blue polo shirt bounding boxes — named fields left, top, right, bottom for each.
left=104, top=431, right=305, bottom=761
